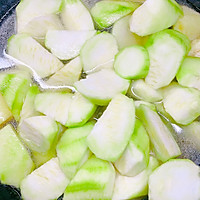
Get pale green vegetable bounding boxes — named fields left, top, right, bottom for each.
left=155, top=102, right=176, bottom=123
left=91, top=0, right=140, bottom=29
left=7, top=34, right=64, bottom=78
left=57, top=122, right=94, bottom=179
left=0, top=124, right=35, bottom=188
left=129, top=79, right=163, bottom=102
left=149, top=159, right=200, bottom=200
left=74, top=69, right=130, bottom=105
left=30, top=124, right=63, bottom=168
left=134, top=100, right=156, bottom=111
left=61, top=0, right=94, bottom=30
left=112, top=14, right=146, bottom=49
left=163, top=85, right=200, bottom=125
left=45, top=30, right=96, bottom=60
left=0, top=93, right=13, bottom=126
left=114, top=45, right=149, bottom=79
left=66, top=93, right=97, bottom=127
left=0, top=72, right=31, bottom=121
left=173, top=5, right=200, bottom=40
left=176, top=57, right=200, bottom=91
left=156, top=82, right=184, bottom=122
left=18, top=116, right=59, bottom=153
left=130, top=0, right=183, bottom=36
left=16, top=0, right=62, bottom=32
left=63, top=155, right=115, bottom=200
left=137, top=105, right=181, bottom=162
left=46, top=56, right=82, bottom=86
left=31, top=149, right=57, bottom=168
left=3, top=0, right=200, bottom=198
left=20, top=85, right=40, bottom=121
left=87, top=94, right=135, bottom=162
left=112, top=156, right=160, bottom=200
left=21, top=158, right=69, bottom=200
left=114, top=119, right=150, bottom=177
left=145, top=29, right=190, bottom=89
left=158, top=81, right=180, bottom=97
left=80, top=32, right=118, bottom=73
left=35, top=91, right=96, bottom=127
left=181, top=121, right=200, bottom=150
left=189, top=38, right=200, bottom=57
left=19, top=14, right=63, bottom=40
left=35, top=92, right=73, bottom=125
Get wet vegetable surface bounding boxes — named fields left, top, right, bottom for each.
left=0, top=0, right=199, bottom=199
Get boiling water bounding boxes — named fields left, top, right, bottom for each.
left=0, top=1, right=199, bottom=170
left=159, top=113, right=200, bottom=165
left=0, top=1, right=199, bottom=200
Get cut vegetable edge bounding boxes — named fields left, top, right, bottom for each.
left=149, top=159, right=200, bottom=200
left=87, top=94, right=135, bottom=162
left=80, top=32, right=119, bottom=74
left=91, top=1, right=140, bottom=29
left=137, top=104, right=181, bottom=162
left=74, top=69, right=130, bottom=106
left=114, top=45, right=150, bottom=80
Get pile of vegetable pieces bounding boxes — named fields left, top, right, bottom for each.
left=0, top=0, right=200, bottom=199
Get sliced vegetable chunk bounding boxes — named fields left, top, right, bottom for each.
left=20, top=85, right=40, bottom=121
left=87, top=94, right=135, bottom=162
left=137, top=105, right=181, bottom=162
left=20, top=14, right=63, bottom=40
left=16, top=0, right=62, bottom=32
left=31, top=123, right=63, bottom=168
left=18, top=116, right=59, bottom=153
left=66, top=93, right=97, bottom=127
left=112, top=14, right=145, bottom=49
left=45, top=30, right=96, bottom=60
left=0, top=72, right=31, bottom=121
left=173, top=5, right=200, bottom=40
left=46, top=56, right=82, bottom=86
left=35, top=92, right=73, bottom=125
left=157, top=82, right=187, bottom=123
left=155, top=102, right=176, bottom=123
left=163, top=85, right=200, bottom=125
left=159, top=81, right=180, bottom=97
left=0, top=93, right=13, bottom=126
left=145, top=29, right=190, bottom=89
left=80, top=32, right=118, bottom=73
left=61, top=0, right=94, bottom=30
left=189, top=38, right=200, bottom=57
left=3, top=1, right=200, bottom=199
left=134, top=100, right=156, bottom=111
left=113, top=156, right=160, bottom=200
left=129, top=0, right=183, bottom=36
left=57, top=122, right=94, bottom=179
left=0, top=124, right=35, bottom=188
left=181, top=121, right=200, bottom=150
left=114, top=45, right=149, bottom=79
left=31, top=148, right=57, bottom=168
left=91, top=1, right=140, bottom=29
left=114, top=119, right=150, bottom=177
left=63, top=155, right=115, bottom=200
left=149, top=159, right=200, bottom=200
left=21, top=158, right=69, bottom=200
left=176, top=57, right=200, bottom=91
left=74, top=69, right=130, bottom=105
left=129, top=79, right=163, bottom=102
left=7, top=34, right=64, bottom=78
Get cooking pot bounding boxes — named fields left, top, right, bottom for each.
left=0, top=0, right=199, bottom=199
